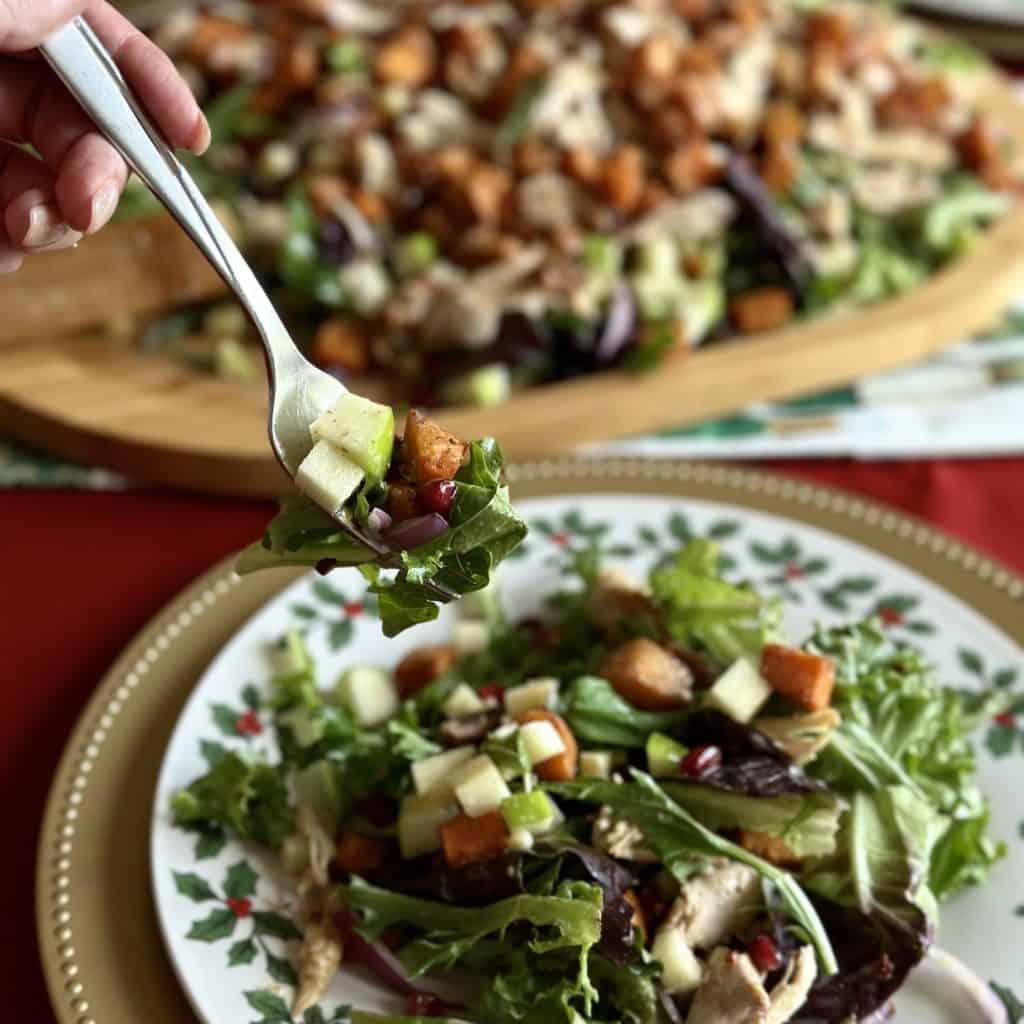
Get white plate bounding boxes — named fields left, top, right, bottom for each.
left=152, top=494, right=1024, bottom=1024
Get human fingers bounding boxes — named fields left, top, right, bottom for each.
left=84, top=1, right=210, bottom=154
left=0, top=143, right=81, bottom=250
left=0, top=58, right=126, bottom=231
left=0, top=0, right=88, bottom=52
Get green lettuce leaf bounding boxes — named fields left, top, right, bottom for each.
left=562, top=676, right=690, bottom=748
left=344, top=876, right=601, bottom=963
left=661, top=781, right=843, bottom=858
left=807, top=620, right=1006, bottom=901
left=238, top=440, right=526, bottom=637
left=803, top=786, right=943, bottom=940
left=350, top=1015, right=473, bottom=1024
left=171, top=751, right=292, bottom=848
left=548, top=771, right=838, bottom=975
left=342, top=876, right=603, bottom=1011
left=472, top=951, right=660, bottom=1024
left=650, top=540, right=781, bottom=666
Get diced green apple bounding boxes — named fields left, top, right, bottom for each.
left=520, top=720, right=566, bottom=765
left=278, top=706, right=325, bottom=748
left=501, top=790, right=560, bottom=834
left=452, top=621, right=491, bottom=657
left=506, top=827, right=535, bottom=852
left=411, top=746, right=476, bottom=796
left=335, top=665, right=399, bottom=727
left=451, top=755, right=511, bottom=817
left=270, top=629, right=314, bottom=677
left=398, top=791, right=459, bottom=859
left=504, top=678, right=559, bottom=718
left=295, top=439, right=366, bottom=516
left=646, top=732, right=689, bottom=776
left=704, top=658, right=773, bottom=724
left=652, top=928, right=703, bottom=996
left=579, top=750, right=613, bottom=779
left=458, top=575, right=503, bottom=624
left=310, top=393, right=395, bottom=481
left=442, top=683, right=486, bottom=719
left=441, top=363, right=511, bottom=408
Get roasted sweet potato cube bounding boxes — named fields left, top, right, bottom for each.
left=335, top=832, right=387, bottom=875
left=440, top=810, right=509, bottom=869
left=600, top=637, right=693, bottom=711
left=759, top=644, right=835, bottom=711
left=395, top=645, right=457, bottom=697
left=729, top=287, right=794, bottom=333
left=385, top=481, right=419, bottom=524
left=402, top=410, right=468, bottom=485
left=515, top=709, right=579, bottom=781
left=311, top=319, right=370, bottom=374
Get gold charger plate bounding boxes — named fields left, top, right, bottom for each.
left=36, top=460, right=1024, bottom=1024
left=3, top=66, right=1024, bottom=496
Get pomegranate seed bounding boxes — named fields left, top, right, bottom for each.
left=748, top=934, right=782, bottom=973
left=478, top=684, right=504, bottom=704
left=315, top=558, right=338, bottom=575
left=418, top=478, right=457, bottom=516
left=680, top=744, right=722, bottom=778
left=405, top=993, right=448, bottom=1016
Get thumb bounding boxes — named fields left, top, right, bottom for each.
left=0, top=0, right=90, bottom=52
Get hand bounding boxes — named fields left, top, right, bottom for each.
left=0, top=0, right=209, bottom=272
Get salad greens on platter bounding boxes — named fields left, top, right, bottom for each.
left=130, top=1, right=1015, bottom=403
left=175, top=534, right=1005, bottom=1023
left=235, top=400, right=526, bottom=637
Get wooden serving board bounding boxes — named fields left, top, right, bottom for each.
left=1, top=76, right=1023, bottom=497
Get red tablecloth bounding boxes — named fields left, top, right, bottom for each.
left=6, top=458, right=1024, bottom=1022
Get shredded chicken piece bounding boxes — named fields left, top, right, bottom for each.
left=592, top=806, right=658, bottom=863
left=586, top=566, right=657, bottom=629
left=686, top=947, right=770, bottom=1024
left=527, top=58, right=614, bottom=154
left=292, top=916, right=344, bottom=1019
left=766, top=946, right=818, bottom=1024
left=754, top=708, right=842, bottom=765
left=297, top=804, right=334, bottom=889
left=623, top=189, right=736, bottom=246
left=854, top=164, right=939, bottom=215
left=665, top=859, right=762, bottom=950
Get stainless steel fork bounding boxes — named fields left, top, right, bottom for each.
left=40, top=17, right=453, bottom=598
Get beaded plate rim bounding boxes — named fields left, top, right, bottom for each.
left=36, top=458, right=1023, bottom=1024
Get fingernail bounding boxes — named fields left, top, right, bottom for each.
left=33, top=229, right=83, bottom=253
left=192, top=113, right=211, bottom=155
left=0, top=248, right=24, bottom=274
left=88, top=183, right=120, bottom=234
left=23, top=202, right=69, bottom=248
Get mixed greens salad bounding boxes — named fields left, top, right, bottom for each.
left=174, top=536, right=1006, bottom=1022
left=128, top=0, right=1014, bottom=401
left=237, top=399, right=526, bottom=636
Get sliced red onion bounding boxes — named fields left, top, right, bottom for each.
left=386, top=513, right=449, bottom=550
left=367, top=507, right=393, bottom=535
left=595, top=283, right=637, bottom=363
left=333, top=908, right=458, bottom=1007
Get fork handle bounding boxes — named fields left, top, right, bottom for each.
left=39, top=17, right=303, bottom=383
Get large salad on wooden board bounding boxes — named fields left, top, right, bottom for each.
left=129, top=0, right=1014, bottom=404
left=172, top=536, right=1009, bottom=1023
